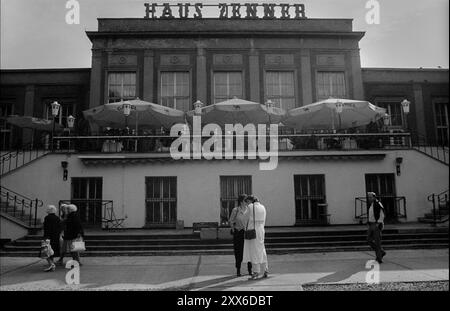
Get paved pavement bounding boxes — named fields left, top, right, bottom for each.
left=0, top=249, right=448, bottom=291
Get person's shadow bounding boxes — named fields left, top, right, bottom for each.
left=304, top=262, right=368, bottom=285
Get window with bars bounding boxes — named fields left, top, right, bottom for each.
left=43, top=98, right=76, bottom=128
left=213, top=72, right=243, bottom=104
left=265, top=71, right=296, bottom=110
left=145, top=177, right=177, bottom=225
left=434, top=101, right=449, bottom=146
left=160, top=71, right=190, bottom=111
left=107, top=72, right=136, bottom=103
left=0, top=100, right=14, bottom=150
left=294, top=175, right=326, bottom=223
left=377, top=101, right=404, bottom=127
left=316, top=72, right=346, bottom=100
left=220, top=176, right=252, bottom=225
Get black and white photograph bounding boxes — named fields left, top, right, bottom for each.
left=0, top=0, right=448, bottom=299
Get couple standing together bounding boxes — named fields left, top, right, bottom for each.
left=229, top=194, right=269, bottom=280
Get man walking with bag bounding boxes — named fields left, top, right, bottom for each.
left=367, top=192, right=387, bottom=263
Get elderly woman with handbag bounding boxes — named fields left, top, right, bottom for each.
left=42, top=205, right=62, bottom=272
left=242, top=195, right=269, bottom=280
left=57, top=204, right=84, bottom=265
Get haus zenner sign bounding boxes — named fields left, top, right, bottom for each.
left=144, top=3, right=307, bottom=19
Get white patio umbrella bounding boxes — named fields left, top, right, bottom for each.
left=283, top=98, right=387, bottom=131
left=82, top=99, right=186, bottom=130
left=186, top=97, right=286, bottom=126
left=7, top=115, right=64, bottom=132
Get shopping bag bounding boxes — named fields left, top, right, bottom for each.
left=70, top=237, right=86, bottom=252
left=39, top=240, right=54, bottom=258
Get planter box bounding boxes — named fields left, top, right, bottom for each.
left=217, top=228, right=233, bottom=240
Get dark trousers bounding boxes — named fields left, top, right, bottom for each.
left=367, top=223, right=384, bottom=260
left=233, top=229, right=252, bottom=273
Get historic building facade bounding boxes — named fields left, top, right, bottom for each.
left=0, top=15, right=448, bottom=229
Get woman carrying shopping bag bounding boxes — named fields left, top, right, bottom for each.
left=60, top=204, right=84, bottom=265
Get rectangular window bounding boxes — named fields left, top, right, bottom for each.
left=316, top=72, right=346, bottom=100
left=145, top=177, right=177, bottom=225
left=377, top=101, right=404, bottom=127
left=220, top=176, right=252, bottom=225
left=107, top=72, right=136, bottom=103
left=160, top=72, right=190, bottom=111
left=43, top=98, right=76, bottom=128
left=71, top=177, right=103, bottom=226
left=434, top=101, right=449, bottom=146
left=265, top=71, right=296, bottom=110
left=365, top=174, right=397, bottom=221
left=0, top=100, right=14, bottom=150
left=213, top=72, right=243, bottom=104
left=294, top=175, right=326, bottom=223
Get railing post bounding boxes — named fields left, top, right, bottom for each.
left=432, top=194, right=437, bottom=227
left=34, top=198, right=38, bottom=227
left=21, top=199, right=25, bottom=216
left=29, top=200, right=33, bottom=226
left=13, top=195, right=17, bottom=217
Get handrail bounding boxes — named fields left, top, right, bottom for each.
left=410, top=131, right=449, bottom=164
left=0, top=185, right=44, bottom=227
left=355, top=196, right=407, bottom=223
left=0, top=139, right=50, bottom=175
left=427, top=190, right=449, bottom=226
left=58, top=199, right=119, bottom=228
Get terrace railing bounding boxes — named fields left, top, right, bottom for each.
left=0, top=141, right=49, bottom=176
left=52, top=132, right=412, bottom=154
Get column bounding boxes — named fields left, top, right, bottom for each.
left=249, top=49, right=260, bottom=103
left=413, top=83, right=427, bottom=138
left=350, top=49, right=364, bottom=100
left=196, top=47, right=207, bottom=104
left=89, top=49, right=103, bottom=108
left=143, top=50, right=155, bottom=102
left=23, top=85, right=35, bottom=144
left=300, top=49, right=313, bottom=106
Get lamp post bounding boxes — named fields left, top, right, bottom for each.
left=193, top=100, right=203, bottom=116
left=50, top=101, right=60, bottom=151
left=401, top=99, right=410, bottom=131
left=67, top=115, right=75, bottom=150
left=335, top=100, right=344, bottom=131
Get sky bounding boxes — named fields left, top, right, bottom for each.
left=0, top=0, right=448, bottom=69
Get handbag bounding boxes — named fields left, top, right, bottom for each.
left=244, top=204, right=256, bottom=240
left=70, top=237, right=86, bottom=252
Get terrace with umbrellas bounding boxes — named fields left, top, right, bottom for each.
left=5, top=97, right=412, bottom=156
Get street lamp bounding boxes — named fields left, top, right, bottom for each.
left=67, top=115, right=75, bottom=150
left=50, top=101, right=60, bottom=151
left=194, top=100, right=203, bottom=115
left=401, top=99, right=410, bottom=131
left=335, top=100, right=344, bottom=130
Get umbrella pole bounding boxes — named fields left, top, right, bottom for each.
left=135, top=111, right=138, bottom=152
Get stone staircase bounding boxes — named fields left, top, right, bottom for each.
left=1, top=226, right=448, bottom=257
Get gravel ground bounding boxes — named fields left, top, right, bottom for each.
left=302, top=281, right=449, bottom=291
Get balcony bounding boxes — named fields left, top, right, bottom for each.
left=51, top=132, right=412, bottom=155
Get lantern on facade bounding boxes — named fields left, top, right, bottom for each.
left=51, top=101, right=61, bottom=117
left=401, top=99, right=410, bottom=114
left=67, top=115, right=75, bottom=129
left=194, top=100, right=203, bottom=115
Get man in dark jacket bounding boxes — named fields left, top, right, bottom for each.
left=366, top=192, right=386, bottom=263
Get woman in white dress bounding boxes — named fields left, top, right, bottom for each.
left=242, top=195, right=269, bottom=280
